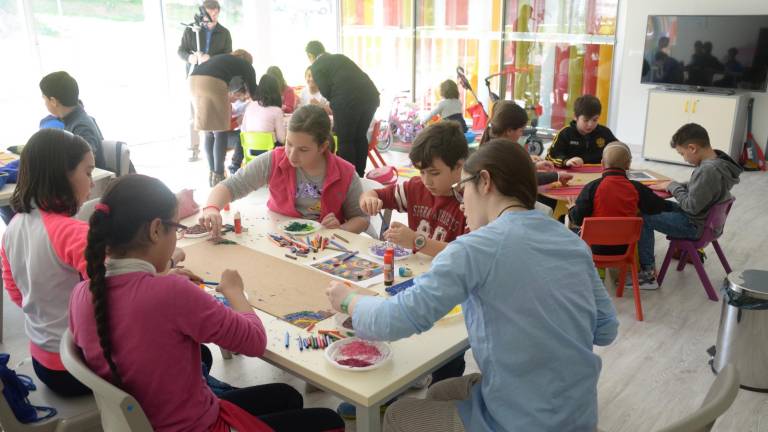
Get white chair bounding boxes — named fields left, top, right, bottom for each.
left=0, top=358, right=101, bottom=432
left=101, top=140, right=134, bottom=177
left=359, top=177, right=392, bottom=240
left=59, top=330, right=153, bottom=432
left=655, top=364, right=739, bottom=432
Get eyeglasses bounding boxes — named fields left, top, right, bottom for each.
left=451, top=173, right=480, bottom=204
left=162, top=220, right=188, bottom=234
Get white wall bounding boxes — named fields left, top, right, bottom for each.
left=609, top=1, right=768, bottom=154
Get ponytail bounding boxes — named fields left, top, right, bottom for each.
left=83, top=174, right=178, bottom=388
left=85, top=208, right=123, bottom=387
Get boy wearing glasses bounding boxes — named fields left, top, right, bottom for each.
left=359, top=121, right=468, bottom=257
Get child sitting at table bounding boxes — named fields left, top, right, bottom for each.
left=69, top=174, right=344, bottom=432
left=421, top=80, right=467, bottom=132
left=241, top=74, right=287, bottom=147
left=297, top=67, right=331, bottom=115
left=480, top=100, right=572, bottom=186
left=637, top=123, right=742, bottom=289
left=201, top=105, right=369, bottom=235
left=266, top=66, right=297, bottom=114
left=568, top=142, right=670, bottom=256
left=546, top=95, right=618, bottom=168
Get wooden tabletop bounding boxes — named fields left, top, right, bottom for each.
left=538, top=167, right=672, bottom=201
left=177, top=200, right=469, bottom=432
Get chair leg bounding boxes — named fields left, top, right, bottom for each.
left=686, top=245, right=719, bottom=301
left=630, top=263, right=644, bottom=321
left=373, top=147, right=387, bottom=167
left=712, top=240, right=732, bottom=274
left=367, top=151, right=380, bottom=169
left=657, top=245, right=676, bottom=286
left=616, top=265, right=627, bottom=298
left=676, top=249, right=688, bottom=271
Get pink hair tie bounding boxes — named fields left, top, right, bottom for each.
left=94, top=203, right=111, bottom=215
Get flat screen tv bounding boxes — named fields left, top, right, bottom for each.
left=641, top=15, right=768, bottom=92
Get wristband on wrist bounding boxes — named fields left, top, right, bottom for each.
left=203, top=205, right=221, bottom=213
left=340, top=293, right=357, bottom=314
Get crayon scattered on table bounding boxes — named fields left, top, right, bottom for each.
left=333, top=233, right=350, bottom=243
left=284, top=331, right=290, bottom=348
left=298, top=337, right=303, bottom=352
left=306, top=322, right=316, bottom=332
left=202, top=280, right=219, bottom=286
left=285, top=253, right=297, bottom=260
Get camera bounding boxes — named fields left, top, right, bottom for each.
left=193, top=6, right=212, bottom=27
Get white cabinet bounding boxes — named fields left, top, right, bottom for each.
left=642, top=89, right=748, bottom=165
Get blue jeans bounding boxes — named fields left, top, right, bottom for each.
left=639, top=204, right=699, bottom=268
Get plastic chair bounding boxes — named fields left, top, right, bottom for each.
left=359, top=177, right=392, bottom=240
left=655, top=363, right=739, bottom=432
left=581, top=217, right=645, bottom=321
left=657, top=198, right=735, bottom=301
left=101, top=140, right=134, bottom=177
left=240, top=132, right=274, bottom=165
left=59, top=331, right=153, bottom=432
left=367, top=120, right=387, bottom=169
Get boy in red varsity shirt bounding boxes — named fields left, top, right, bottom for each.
left=359, top=121, right=468, bottom=257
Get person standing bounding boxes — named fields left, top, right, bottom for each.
left=306, top=40, right=380, bottom=177
left=178, top=0, right=232, bottom=161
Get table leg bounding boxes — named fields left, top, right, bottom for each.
left=356, top=403, right=381, bottom=432
left=552, top=200, right=568, bottom=221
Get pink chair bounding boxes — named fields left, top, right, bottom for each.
left=657, top=198, right=735, bottom=301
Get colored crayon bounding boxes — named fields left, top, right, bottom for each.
left=285, top=253, right=297, bottom=260
left=341, top=251, right=359, bottom=262
left=312, top=336, right=318, bottom=349
left=333, top=233, right=350, bottom=243
left=306, top=322, right=316, bottom=332
left=298, top=337, right=303, bottom=351
left=284, top=331, right=290, bottom=348
left=202, top=281, right=219, bottom=286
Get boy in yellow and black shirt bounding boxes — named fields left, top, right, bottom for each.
left=546, top=95, right=618, bottom=168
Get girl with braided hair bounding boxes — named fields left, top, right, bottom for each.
left=68, top=174, right=344, bottom=432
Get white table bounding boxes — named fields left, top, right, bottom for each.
left=0, top=168, right=114, bottom=342
left=179, top=203, right=469, bottom=432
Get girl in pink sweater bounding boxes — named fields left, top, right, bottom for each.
left=68, top=174, right=343, bottom=432
left=2, top=129, right=95, bottom=397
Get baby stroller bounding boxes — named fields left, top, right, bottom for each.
left=456, top=66, right=545, bottom=156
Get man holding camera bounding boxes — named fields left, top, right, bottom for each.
left=178, top=0, right=232, bottom=160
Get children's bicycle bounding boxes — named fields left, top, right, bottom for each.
left=376, top=90, right=423, bottom=152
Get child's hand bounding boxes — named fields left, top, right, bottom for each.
left=169, top=267, right=203, bottom=284
left=565, top=157, right=584, bottom=168
left=383, top=222, right=416, bottom=249
left=217, top=269, right=244, bottom=298
left=535, top=160, right=555, bottom=172
left=359, top=196, right=384, bottom=216
left=320, top=213, right=341, bottom=229
left=558, top=172, right=574, bottom=186
left=650, top=180, right=671, bottom=191
left=199, top=207, right=223, bottom=239
left=530, top=155, right=543, bottom=162
left=326, top=280, right=354, bottom=313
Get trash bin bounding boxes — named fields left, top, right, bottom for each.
left=713, top=269, right=768, bottom=392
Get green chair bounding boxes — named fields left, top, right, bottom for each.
left=240, top=131, right=275, bottom=165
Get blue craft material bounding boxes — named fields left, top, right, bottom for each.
left=385, top=278, right=415, bottom=296
left=213, top=294, right=231, bottom=307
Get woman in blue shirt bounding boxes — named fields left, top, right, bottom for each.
left=326, top=138, right=619, bottom=432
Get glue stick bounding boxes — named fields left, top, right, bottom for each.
left=234, top=211, right=242, bottom=234
left=384, top=247, right=394, bottom=286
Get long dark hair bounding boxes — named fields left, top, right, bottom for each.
left=256, top=74, right=283, bottom=108
left=85, top=174, right=177, bottom=386
left=479, top=101, right=528, bottom=145
left=288, top=105, right=335, bottom=153
left=10, top=129, right=92, bottom=215
left=266, top=66, right=287, bottom=92
left=463, top=138, right=536, bottom=209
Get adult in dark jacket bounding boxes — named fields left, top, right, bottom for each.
left=190, top=50, right=258, bottom=186
left=178, top=0, right=232, bottom=160
left=306, top=40, right=380, bottom=176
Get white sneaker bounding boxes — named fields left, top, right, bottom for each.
left=626, top=269, right=659, bottom=290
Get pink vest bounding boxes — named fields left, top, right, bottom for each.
left=267, top=147, right=355, bottom=223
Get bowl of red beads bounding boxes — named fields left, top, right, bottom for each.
left=325, top=337, right=392, bottom=372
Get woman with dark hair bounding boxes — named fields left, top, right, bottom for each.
left=68, top=174, right=345, bottom=432
left=1, top=129, right=95, bottom=397
left=201, top=105, right=369, bottom=236
left=266, top=66, right=297, bottom=113
left=326, top=139, right=618, bottom=432
left=240, top=74, right=286, bottom=151
left=305, top=40, right=380, bottom=176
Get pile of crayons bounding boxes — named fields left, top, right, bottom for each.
left=268, top=232, right=354, bottom=257
left=285, top=329, right=346, bottom=351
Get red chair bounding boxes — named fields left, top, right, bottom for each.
left=581, top=217, right=645, bottom=321
left=657, top=198, right=735, bottom=301
left=367, top=120, right=387, bottom=169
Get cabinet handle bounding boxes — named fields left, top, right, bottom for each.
left=684, top=100, right=689, bottom=112
left=692, top=100, right=698, bottom=113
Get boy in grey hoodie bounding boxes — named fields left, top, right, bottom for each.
left=636, top=123, right=742, bottom=289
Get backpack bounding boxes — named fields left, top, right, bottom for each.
left=0, top=354, right=57, bottom=423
